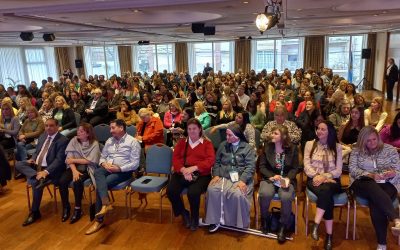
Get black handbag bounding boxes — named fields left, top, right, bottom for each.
left=266, top=207, right=295, bottom=233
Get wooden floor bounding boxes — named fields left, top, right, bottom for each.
left=1, top=90, right=400, bottom=250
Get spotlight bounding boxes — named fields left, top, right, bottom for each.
left=255, top=0, right=281, bottom=34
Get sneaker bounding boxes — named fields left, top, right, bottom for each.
left=390, top=219, right=400, bottom=236
left=376, top=244, right=386, bottom=250
left=209, top=223, right=220, bottom=233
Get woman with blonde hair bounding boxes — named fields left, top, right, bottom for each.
left=364, top=96, right=387, bottom=132
left=17, top=97, right=33, bottom=124
left=164, top=99, right=183, bottom=129
left=53, top=95, right=77, bottom=137
left=216, top=100, right=235, bottom=125
left=194, top=101, right=211, bottom=130
left=349, top=126, right=400, bottom=249
left=16, top=106, right=44, bottom=161
left=0, top=102, right=20, bottom=150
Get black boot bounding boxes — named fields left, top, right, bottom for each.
left=70, top=208, right=82, bottom=224
left=311, top=222, right=319, bottom=241
left=261, top=218, right=268, bottom=234
left=190, top=215, right=199, bottom=231
left=61, top=206, right=70, bottom=222
left=324, top=234, right=333, bottom=250
left=181, top=209, right=190, bottom=228
left=277, top=224, right=286, bottom=244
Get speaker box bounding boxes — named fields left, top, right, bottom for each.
left=43, top=33, right=55, bottom=42
left=75, top=59, right=83, bottom=68
left=191, top=23, right=205, bottom=33
left=204, top=26, right=215, bottom=36
left=20, top=32, right=34, bottom=41
left=362, top=48, right=371, bottom=59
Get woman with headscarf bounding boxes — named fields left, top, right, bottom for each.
left=205, top=124, right=256, bottom=233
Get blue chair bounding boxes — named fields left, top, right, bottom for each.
left=128, top=144, right=173, bottom=221
left=94, top=124, right=111, bottom=144
left=304, top=188, right=350, bottom=239
left=126, top=125, right=137, bottom=137
left=255, top=191, right=298, bottom=234
left=26, top=179, right=58, bottom=212
left=176, top=98, right=187, bottom=109
left=204, top=127, right=223, bottom=151
left=108, top=177, right=134, bottom=218
left=352, top=194, right=400, bottom=242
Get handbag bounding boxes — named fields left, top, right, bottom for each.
left=266, top=207, right=295, bottom=233
left=183, top=140, right=199, bottom=182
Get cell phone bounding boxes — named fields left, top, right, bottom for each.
left=141, top=179, right=152, bottom=184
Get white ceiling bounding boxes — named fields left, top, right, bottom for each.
left=0, top=0, right=399, bottom=46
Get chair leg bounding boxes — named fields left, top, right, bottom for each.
left=53, top=185, right=58, bottom=212
left=109, top=190, right=115, bottom=202
left=305, top=196, right=309, bottom=236
left=295, top=196, right=298, bottom=235
left=346, top=202, right=350, bottom=239
left=159, top=191, right=163, bottom=223
left=125, top=188, right=129, bottom=219
left=26, top=185, right=31, bottom=212
left=254, top=192, right=258, bottom=229
left=353, top=201, right=357, bottom=240
left=46, top=186, right=53, bottom=199
left=339, top=207, right=343, bottom=220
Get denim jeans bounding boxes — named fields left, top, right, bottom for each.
left=16, top=141, right=35, bottom=161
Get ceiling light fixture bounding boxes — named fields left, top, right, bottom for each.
left=255, top=0, right=281, bottom=34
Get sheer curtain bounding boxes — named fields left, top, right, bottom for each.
left=0, top=47, right=25, bottom=87
left=84, top=46, right=120, bottom=78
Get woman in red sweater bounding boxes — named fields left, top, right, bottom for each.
left=166, top=118, right=215, bottom=231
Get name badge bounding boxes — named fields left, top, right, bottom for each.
left=229, top=171, right=239, bottom=182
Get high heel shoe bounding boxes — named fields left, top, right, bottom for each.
left=61, top=207, right=70, bottom=222
left=70, top=208, right=82, bottom=224
left=324, top=234, right=333, bottom=250
left=311, top=222, right=319, bottom=241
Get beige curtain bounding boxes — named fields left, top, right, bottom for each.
left=118, top=46, right=132, bottom=74
left=55, top=47, right=70, bottom=76
left=234, top=39, right=251, bottom=73
left=75, top=46, right=85, bottom=78
left=303, top=36, right=325, bottom=71
left=175, top=42, right=188, bottom=73
left=364, top=33, right=376, bottom=90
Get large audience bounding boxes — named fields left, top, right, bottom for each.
left=0, top=62, right=400, bottom=250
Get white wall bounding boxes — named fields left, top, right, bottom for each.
left=373, top=32, right=388, bottom=91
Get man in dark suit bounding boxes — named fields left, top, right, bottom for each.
left=16, top=118, right=69, bottom=226
left=81, top=88, right=108, bottom=126
left=386, top=58, right=399, bottom=101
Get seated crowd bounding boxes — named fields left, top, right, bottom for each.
left=0, top=66, right=400, bottom=250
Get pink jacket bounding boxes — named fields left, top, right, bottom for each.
left=380, top=125, right=400, bottom=148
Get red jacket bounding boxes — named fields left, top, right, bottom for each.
left=163, top=111, right=183, bottom=128
left=172, top=138, right=215, bottom=176
left=136, top=117, right=164, bottom=148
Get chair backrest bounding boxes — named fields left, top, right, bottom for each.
left=163, top=128, right=168, bottom=145
left=126, top=125, right=137, bottom=137
left=176, top=98, right=187, bottom=109
left=145, top=144, right=173, bottom=174
left=254, top=128, right=261, bottom=149
left=204, top=127, right=223, bottom=151
left=94, top=124, right=111, bottom=143
left=74, top=112, right=81, bottom=126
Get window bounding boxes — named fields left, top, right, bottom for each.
left=252, top=38, right=304, bottom=73
left=188, top=41, right=234, bottom=75
left=0, top=47, right=56, bottom=88
left=84, top=46, right=120, bottom=78
left=133, top=44, right=174, bottom=73
left=325, top=35, right=366, bottom=83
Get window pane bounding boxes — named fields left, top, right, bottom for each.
left=157, top=44, right=174, bottom=72
left=135, top=45, right=156, bottom=74
left=275, top=39, right=302, bottom=72
left=255, top=40, right=275, bottom=72
left=193, top=43, right=213, bottom=74
left=326, top=36, right=351, bottom=79
left=213, top=42, right=233, bottom=73
left=25, top=48, right=48, bottom=83
left=351, top=35, right=364, bottom=83
left=105, top=46, right=120, bottom=77
left=84, top=46, right=107, bottom=76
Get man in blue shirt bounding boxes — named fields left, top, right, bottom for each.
left=85, top=119, right=141, bottom=235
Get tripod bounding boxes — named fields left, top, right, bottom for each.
left=356, top=70, right=369, bottom=91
